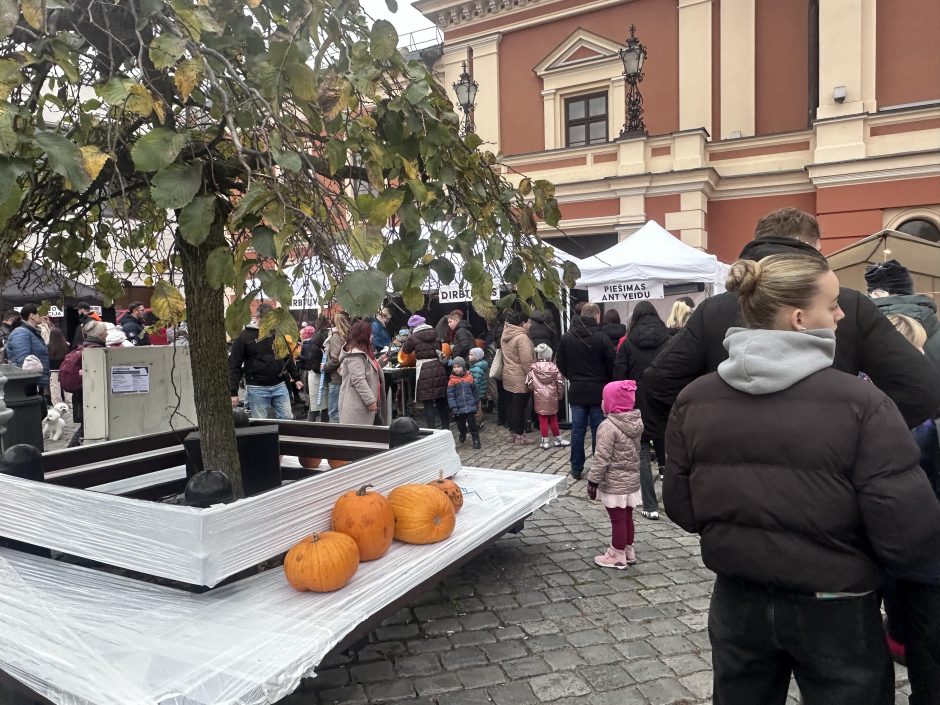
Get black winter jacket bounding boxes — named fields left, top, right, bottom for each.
left=528, top=311, right=559, bottom=352
left=601, top=322, right=627, bottom=348
left=665, top=367, right=940, bottom=594
left=402, top=325, right=447, bottom=401
left=640, top=236, right=940, bottom=436
left=450, top=320, right=475, bottom=362
left=556, top=316, right=615, bottom=406
left=228, top=326, right=301, bottom=394
left=298, top=331, right=326, bottom=373
left=119, top=312, right=149, bottom=346
left=613, top=315, right=670, bottom=384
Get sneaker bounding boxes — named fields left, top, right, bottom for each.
left=458, top=432, right=467, bottom=444
left=539, top=438, right=550, bottom=450
left=624, top=545, right=637, bottom=565
left=640, top=510, right=660, bottom=520
left=594, top=546, right=629, bottom=570
left=553, top=436, right=570, bottom=447
left=569, top=469, right=582, bottom=481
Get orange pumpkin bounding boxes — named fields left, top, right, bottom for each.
left=328, top=458, right=350, bottom=469
left=283, top=531, right=359, bottom=592
left=299, top=457, right=323, bottom=469
left=428, top=470, right=463, bottom=514
left=441, top=342, right=452, bottom=358
left=398, top=349, right=416, bottom=367
left=332, top=484, right=395, bottom=561
left=388, top=484, right=456, bottom=544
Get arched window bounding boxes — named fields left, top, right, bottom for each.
left=898, top=218, right=940, bottom=243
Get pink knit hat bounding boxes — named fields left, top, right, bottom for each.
left=602, top=380, right=637, bottom=414
left=300, top=325, right=315, bottom=341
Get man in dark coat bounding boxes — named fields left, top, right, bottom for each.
left=0, top=310, right=20, bottom=359
left=119, top=302, right=150, bottom=346
left=556, top=302, right=615, bottom=479
left=447, top=314, right=475, bottom=362
left=640, top=208, right=940, bottom=437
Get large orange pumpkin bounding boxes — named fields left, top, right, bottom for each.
left=428, top=470, right=463, bottom=514
left=328, top=458, right=350, bottom=469
left=283, top=531, right=359, bottom=592
left=332, top=484, right=395, bottom=561
left=441, top=342, right=452, bottom=359
left=299, top=457, right=323, bottom=469
left=388, top=484, right=456, bottom=544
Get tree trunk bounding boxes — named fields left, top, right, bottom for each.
left=177, top=220, right=244, bottom=498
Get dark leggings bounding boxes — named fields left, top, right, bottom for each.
left=423, top=397, right=449, bottom=429
left=506, top=390, right=529, bottom=435
left=605, top=506, right=635, bottom=550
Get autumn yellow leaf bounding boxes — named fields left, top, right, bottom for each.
left=152, top=98, right=166, bottom=124
left=126, top=84, right=154, bottom=117
left=79, top=145, right=110, bottom=181
left=21, top=0, right=44, bottom=31
left=174, top=57, right=203, bottom=103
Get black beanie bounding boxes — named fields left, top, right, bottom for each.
left=864, top=259, right=914, bottom=295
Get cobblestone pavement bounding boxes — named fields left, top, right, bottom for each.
left=283, top=413, right=913, bottom=705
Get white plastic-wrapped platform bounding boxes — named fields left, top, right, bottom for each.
left=0, top=467, right=564, bottom=705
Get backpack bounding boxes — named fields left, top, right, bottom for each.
left=59, top=346, right=84, bottom=393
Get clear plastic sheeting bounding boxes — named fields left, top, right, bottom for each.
left=0, top=467, right=564, bottom=705
left=0, top=431, right=462, bottom=587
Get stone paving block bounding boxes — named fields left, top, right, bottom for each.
left=527, top=672, right=592, bottom=701
left=686, top=631, right=711, bottom=651
left=498, top=607, right=545, bottom=625
left=317, top=684, right=369, bottom=705
left=525, top=633, right=570, bottom=653
left=379, top=607, right=414, bottom=626
left=646, top=618, right=691, bottom=637
left=580, top=664, right=636, bottom=692
left=441, top=646, right=489, bottom=670
left=664, top=653, right=711, bottom=677
left=394, top=653, right=442, bottom=677
left=450, top=630, right=499, bottom=647
left=482, top=639, right=530, bottom=662
left=503, top=655, right=553, bottom=679
left=483, top=594, right=520, bottom=611
left=349, top=660, right=396, bottom=684
left=680, top=671, right=713, bottom=699
left=578, top=643, right=624, bottom=665
left=457, top=597, right=487, bottom=613
left=461, top=611, right=502, bottom=631
left=625, top=657, right=675, bottom=683
left=553, top=616, right=594, bottom=634
left=621, top=606, right=667, bottom=623
left=575, top=582, right=617, bottom=597
left=566, top=628, right=614, bottom=647
left=541, top=647, right=585, bottom=672
left=520, top=620, right=560, bottom=636
left=364, top=678, right=416, bottom=702
left=538, top=602, right=581, bottom=620
left=373, top=623, right=420, bottom=641
left=413, top=671, right=463, bottom=696
left=495, top=625, right=527, bottom=640
left=404, top=636, right=451, bottom=654
left=637, top=677, right=696, bottom=705
left=441, top=688, right=495, bottom=705
left=458, top=664, right=508, bottom=689
left=648, top=635, right=697, bottom=656
left=421, top=617, right=463, bottom=636
left=305, top=667, right=349, bottom=690
left=677, top=612, right=709, bottom=632
left=608, top=620, right=650, bottom=642
left=488, top=681, right=539, bottom=705
left=544, top=586, right=582, bottom=602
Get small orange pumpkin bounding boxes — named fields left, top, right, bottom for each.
left=398, top=349, right=416, bottom=367
left=328, top=458, right=350, bottom=469
left=283, top=531, right=359, bottom=593
left=388, top=484, right=456, bottom=544
left=299, top=457, right=323, bottom=469
left=428, top=470, right=463, bottom=514
left=441, top=342, right=452, bottom=358
left=332, top=484, right=395, bottom=561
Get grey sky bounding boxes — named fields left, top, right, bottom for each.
left=360, top=0, right=437, bottom=45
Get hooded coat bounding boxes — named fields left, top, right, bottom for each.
left=613, top=314, right=671, bottom=383
left=447, top=370, right=478, bottom=415
left=556, top=316, right=615, bottom=406
left=469, top=358, right=489, bottom=400
left=664, top=327, right=940, bottom=594
left=601, top=322, right=627, bottom=348
left=401, top=324, right=447, bottom=401
left=500, top=323, right=535, bottom=393
left=528, top=310, right=559, bottom=352
left=872, top=294, right=940, bottom=370
left=228, top=325, right=301, bottom=395
left=639, top=236, right=940, bottom=437
left=526, top=360, right=565, bottom=415
left=338, top=348, right=384, bottom=425
left=5, top=324, right=50, bottom=387
left=449, top=320, right=475, bottom=363
left=585, top=410, right=643, bottom=495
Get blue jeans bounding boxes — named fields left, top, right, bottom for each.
left=570, top=404, right=603, bottom=477
left=245, top=383, right=292, bottom=420
left=328, top=381, right=341, bottom=422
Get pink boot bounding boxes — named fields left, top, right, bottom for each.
left=624, top=545, right=637, bottom=565
left=594, top=546, right=629, bottom=570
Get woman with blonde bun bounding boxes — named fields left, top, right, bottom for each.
left=664, top=253, right=940, bottom=705
left=665, top=300, right=692, bottom=330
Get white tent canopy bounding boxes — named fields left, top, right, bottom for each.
left=575, top=221, right=729, bottom=293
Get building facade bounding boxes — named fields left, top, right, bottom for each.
left=415, top=0, right=940, bottom=262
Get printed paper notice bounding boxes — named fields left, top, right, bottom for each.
left=111, top=366, right=150, bottom=394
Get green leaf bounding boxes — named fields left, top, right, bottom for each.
left=366, top=189, right=404, bottom=226
left=285, top=63, right=317, bottom=101
left=502, top=256, right=523, bottom=283
left=257, top=269, right=293, bottom=307
left=402, top=287, right=424, bottom=312
left=517, top=273, right=536, bottom=301
left=0, top=181, right=22, bottom=231
left=430, top=257, right=456, bottom=286
left=259, top=307, right=298, bottom=359
left=542, top=198, right=562, bottom=227
left=0, top=0, right=18, bottom=40
left=178, top=195, right=215, bottom=246
left=230, top=182, right=274, bottom=228
left=224, top=292, right=255, bottom=338
left=370, top=19, right=398, bottom=61
left=251, top=226, right=277, bottom=259
left=149, top=34, right=188, bottom=70
left=34, top=131, right=90, bottom=192
left=206, top=246, right=235, bottom=289
left=140, top=0, right=163, bottom=18
left=464, top=132, right=483, bottom=150
left=384, top=0, right=397, bottom=11
left=335, top=269, right=388, bottom=317
left=561, top=260, right=581, bottom=289
left=95, top=76, right=134, bottom=104
left=132, top=128, right=187, bottom=171
left=273, top=148, right=302, bottom=172
left=151, top=280, right=186, bottom=325
left=151, top=162, right=201, bottom=209
left=348, top=224, right=384, bottom=263
left=326, top=140, right=346, bottom=173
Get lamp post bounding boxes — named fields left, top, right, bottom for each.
left=452, top=61, right=478, bottom=135
left=619, top=24, right=647, bottom=138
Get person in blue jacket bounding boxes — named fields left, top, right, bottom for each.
left=447, top=356, right=480, bottom=449
left=371, top=307, right=392, bottom=353
left=5, top=303, right=50, bottom=395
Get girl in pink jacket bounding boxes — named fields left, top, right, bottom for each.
left=526, top=344, right=571, bottom=450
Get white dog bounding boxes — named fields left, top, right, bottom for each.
left=42, top=402, right=70, bottom=442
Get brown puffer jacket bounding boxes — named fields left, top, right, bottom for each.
left=586, top=411, right=643, bottom=494
left=526, top=361, right=565, bottom=416
left=500, top=323, right=534, bottom=394
left=402, top=325, right=447, bottom=401
left=665, top=335, right=940, bottom=594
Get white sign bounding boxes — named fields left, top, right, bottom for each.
left=588, top=281, right=665, bottom=303
left=438, top=284, right=501, bottom=304
left=290, top=296, right=318, bottom=310
left=47, top=306, right=64, bottom=318
left=90, top=306, right=102, bottom=315
left=111, top=365, right=150, bottom=395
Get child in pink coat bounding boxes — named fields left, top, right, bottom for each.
left=526, top=344, right=571, bottom=450
left=586, top=380, right=644, bottom=569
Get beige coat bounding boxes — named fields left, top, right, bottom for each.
left=338, top=349, right=384, bottom=425
left=586, top=411, right=643, bottom=494
left=500, top=323, right=534, bottom=393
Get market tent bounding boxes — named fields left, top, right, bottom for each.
left=575, top=220, right=729, bottom=290
left=827, top=229, right=940, bottom=297
left=0, top=259, right=105, bottom=308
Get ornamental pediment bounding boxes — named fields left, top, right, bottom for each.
left=533, top=28, right=625, bottom=76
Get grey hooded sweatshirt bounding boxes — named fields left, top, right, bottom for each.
left=717, top=328, right=836, bottom=394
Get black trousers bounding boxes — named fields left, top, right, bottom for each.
left=422, top=397, right=449, bottom=429
left=454, top=412, right=479, bottom=437
left=884, top=578, right=940, bottom=705
left=506, top=390, right=529, bottom=435
left=709, top=575, right=893, bottom=705
left=496, top=380, right=507, bottom=424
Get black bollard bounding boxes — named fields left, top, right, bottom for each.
left=232, top=407, right=251, bottom=428
left=388, top=417, right=422, bottom=448
left=184, top=470, right=235, bottom=508
left=0, top=444, right=43, bottom=481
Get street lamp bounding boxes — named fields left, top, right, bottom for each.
left=619, top=24, right=647, bottom=137
left=452, top=61, right=478, bottom=135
